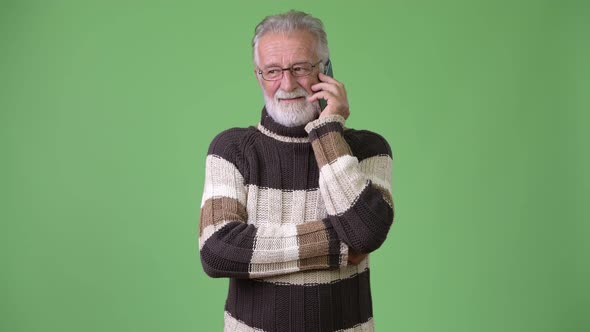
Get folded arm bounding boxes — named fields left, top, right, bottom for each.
left=305, top=115, right=395, bottom=254
left=198, top=132, right=348, bottom=279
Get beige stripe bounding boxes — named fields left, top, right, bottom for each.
left=311, top=130, right=353, bottom=168
left=201, top=154, right=247, bottom=208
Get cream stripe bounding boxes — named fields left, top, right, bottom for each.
left=245, top=185, right=327, bottom=225
left=201, top=155, right=247, bottom=208
left=242, top=157, right=390, bottom=225
left=248, top=261, right=300, bottom=278
left=359, top=155, right=393, bottom=193
left=255, top=256, right=369, bottom=285
left=249, top=222, right=302, bottom=277
left=224, top=311, right=265, bottom=332
left=250, top=223, right=299, bottom=263
left=319, top=155, right=369, bottom=215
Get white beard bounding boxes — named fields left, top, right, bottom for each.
left=264, top=87, right=321, bottom=127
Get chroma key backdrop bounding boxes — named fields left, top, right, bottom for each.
left=1, top=1, right=588, bottom=331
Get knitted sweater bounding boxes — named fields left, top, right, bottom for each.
left=199, top=107, right=394, bottom=332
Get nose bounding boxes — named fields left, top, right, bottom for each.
left=279, top=70, right=298, bottom=92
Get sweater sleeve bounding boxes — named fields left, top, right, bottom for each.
left=304, top=115, right=395, bottom=254
left=198, top=129, right=349, bottom=279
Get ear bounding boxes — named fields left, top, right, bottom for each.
left=254, top=69, right=264, bottom=87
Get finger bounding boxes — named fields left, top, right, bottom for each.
left=318, top=72, right=344, bottom=87
left=317, top=76, right=345, bottom=95
left=318, top=73, right=344, bottom=90
left=307, top=90, right=334, bottom=103
left=311, top=82, right=341, bottom=96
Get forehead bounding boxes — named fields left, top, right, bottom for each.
left=257, top=30, right=317, bottom=67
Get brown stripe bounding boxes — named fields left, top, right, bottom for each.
left=310, top=131, right=353, bottom=168
left=307, top=121, right=344, bottom=141
left=199, top=196, right=247, bottom=235
left=297, top=221, right=330, bottom=259
left=298, top=255, right=329, bottom=269
left=296, top=219, right=328, bottom=235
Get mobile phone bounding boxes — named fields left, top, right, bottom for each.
left=319, top=59, right=333, bottom=111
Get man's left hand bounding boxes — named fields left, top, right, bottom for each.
left=348, top=250, right=368, bottom=265
left=308, top=72, right=350, bottom=120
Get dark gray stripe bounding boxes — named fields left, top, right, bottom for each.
left=324, top=219, right=343, bottom=267
left=245, top=134, right=321, bottom=190
left=329, top=181, right=395, bottom=253
left=225, top=270, right=373, bottom=332
left=200, top=221, right=256, bottom=278
left=344, top=129, right=393, bottom=159
left=207, top=126, right=391, bottom=191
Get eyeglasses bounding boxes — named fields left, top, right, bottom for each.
left=257, top=60, right=323, bottom=81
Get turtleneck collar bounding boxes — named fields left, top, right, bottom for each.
left=257, top=107, right=313, bottom=143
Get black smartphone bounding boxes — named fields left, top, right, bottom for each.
left=319, top=59, right=333, bottom=111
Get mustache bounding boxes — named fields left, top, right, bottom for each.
left=274, top=88, right=309, bottom=100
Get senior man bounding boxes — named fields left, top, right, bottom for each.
left=198, top=10, right=395, bottom=332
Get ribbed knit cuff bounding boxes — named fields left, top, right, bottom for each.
left=304, top=114, right=346, bottom=134
left=305, top=114, right=353, bottom=169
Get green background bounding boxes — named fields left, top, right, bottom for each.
left=1, top=0, right=588, bottom=331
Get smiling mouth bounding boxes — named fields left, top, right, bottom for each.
left=279, top=96, right=305, bottom=103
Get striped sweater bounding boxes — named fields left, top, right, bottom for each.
left=199, top=107, right=394, bottom=331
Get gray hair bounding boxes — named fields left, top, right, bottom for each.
left=252, top=10, right=329, bottom=67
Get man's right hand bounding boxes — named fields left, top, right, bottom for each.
left=348, top=249, right=368, bottom=265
